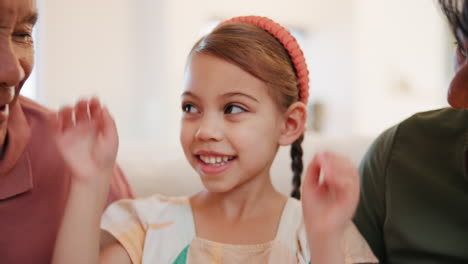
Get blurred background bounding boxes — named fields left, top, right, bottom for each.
left=23, top=0, right=454, bottom=194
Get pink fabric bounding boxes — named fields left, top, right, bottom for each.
left=0, top=96, right=134, bottom=264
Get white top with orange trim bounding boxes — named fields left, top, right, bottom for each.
left=101, top=195, right=377, bottom=264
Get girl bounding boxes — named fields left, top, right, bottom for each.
left=52, top=16, right=373, bottom=264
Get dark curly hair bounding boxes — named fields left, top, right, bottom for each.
left=439, top=0, right=468, bottom=39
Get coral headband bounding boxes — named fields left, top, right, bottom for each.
left=221, top=16, right=310, bottom=104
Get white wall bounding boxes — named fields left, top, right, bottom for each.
left=34, top=0, right=451, bottom=159
left=353, top=0, right=450, bottom=135
left=38, top=0, right=140, bottom=142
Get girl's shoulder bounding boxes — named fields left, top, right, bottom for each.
left=277, top=197, right=304, bottom=234
left=100, top=194, right=195, bottom=264
left=103, top=194, right=190, bottom=223
left=275, top=198, right=309, bottom=259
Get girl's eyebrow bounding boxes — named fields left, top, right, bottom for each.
left=181, top=91, right=259, bottom=103
left=222, top=92, right=259, bottom=103
left=181, top=91, right=199, bottom=99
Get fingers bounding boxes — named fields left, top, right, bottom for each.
left=75, top=97, right=103, bottom=122
left=74, top=99, right=89, bottom=123
left=305, top=152, right=359, bottom=194
left=57, top=97, right=105, bottom=132
left=320, top=153, right=348, bottom=187
left=318, top=152, right=359, bottom=202
left=304, top=154, right=323, bottom=189
left=99, top=107, right=118, bottom=140
left=89, top=97, right=102, bottom=119
left=57, top=106, right=74, bottom=132
left=305, top=152, right=337, bottom=189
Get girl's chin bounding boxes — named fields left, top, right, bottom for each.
left=200, top=182, right=233, bottom=194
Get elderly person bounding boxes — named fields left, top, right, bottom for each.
left=0, top=1, right=133, bottom=263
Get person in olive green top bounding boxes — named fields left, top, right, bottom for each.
left=354, top=0, right=468, bottom=263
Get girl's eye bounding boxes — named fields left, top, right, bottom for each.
left=224, top=104, right=246, bottom=114
left=182, top=103, right=198, bottom=113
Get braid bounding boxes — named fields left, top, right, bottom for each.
left=290, top=133, right=304, bottom=200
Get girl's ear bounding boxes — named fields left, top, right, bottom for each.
left=278, top=102, right=307, bottom=146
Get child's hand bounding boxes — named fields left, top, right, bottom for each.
left=302, top=152, right=359, bottom=237
left=55, top=98, right=118, bottom=187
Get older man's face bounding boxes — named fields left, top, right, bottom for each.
left=0, top=0, right=36, bottom=145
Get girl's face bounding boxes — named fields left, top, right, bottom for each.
left=449, top=29, right=468, bottom=108
left=180, top=53, right=286, bottom=193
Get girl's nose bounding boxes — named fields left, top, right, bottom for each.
left=195, top=114, right=223, bottom=141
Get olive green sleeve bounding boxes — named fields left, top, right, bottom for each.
left=353, top=125, right=399, bottom=261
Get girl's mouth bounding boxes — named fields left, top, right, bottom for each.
left=197, top=154, right=236, bottom=167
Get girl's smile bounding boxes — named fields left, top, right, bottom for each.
left=195, top=151, right=237, bottom=175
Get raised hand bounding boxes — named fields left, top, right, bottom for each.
left=52, top=99, right=122, bottom=264
left=55, top=98, right=119, bottom=187
left=301, top=152, right=360, bottom=264
left=302, top=152, right=359, bottom=238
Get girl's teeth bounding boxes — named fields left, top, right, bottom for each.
left=199, top=155, right=233, bottom=165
